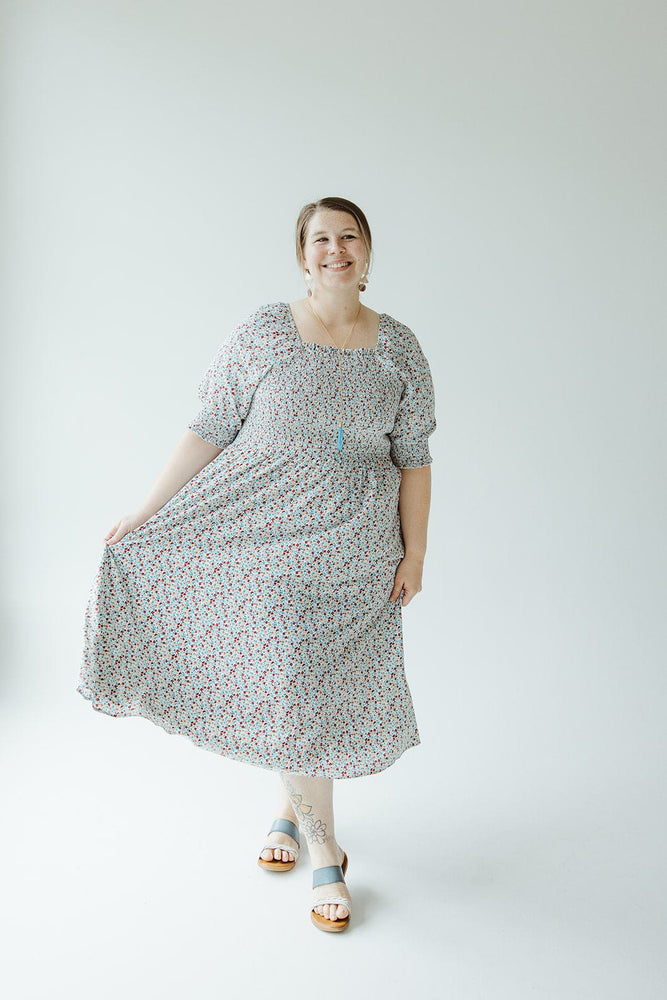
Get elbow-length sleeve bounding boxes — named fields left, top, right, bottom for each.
left=388, top=327, right=437, bottom=469
left=187, top=309, right=273, bottom=450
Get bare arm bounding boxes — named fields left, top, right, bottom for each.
left=105, top=430, right=222, bottom=545
left=389, top=465, right=432, bottom=606
left=397, top=465, right=432, bottom=560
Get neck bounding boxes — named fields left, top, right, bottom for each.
left=308, top=288, right=362, bottom=326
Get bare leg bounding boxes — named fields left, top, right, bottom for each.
left=259, top=776, right=302, bottom=863
left=279, top=770, right=351, bottom=922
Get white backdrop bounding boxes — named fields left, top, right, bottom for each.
left=1, top=2, right=665, bottom=998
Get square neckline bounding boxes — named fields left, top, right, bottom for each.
left=284, top=301, right=385, bottom=354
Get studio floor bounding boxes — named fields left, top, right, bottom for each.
left=1, top=693, right=664, bottom=1000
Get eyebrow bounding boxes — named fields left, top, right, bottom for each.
left=310, top=228, right=358, bottom=237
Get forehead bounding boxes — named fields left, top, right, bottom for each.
left=307, top=208, right=359, bottom=236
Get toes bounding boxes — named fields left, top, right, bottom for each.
left=314, top=903, right=349, bottom=921
left=273, top=848, right=292, bottom=862
left=260, top=846, right=295, bottom=863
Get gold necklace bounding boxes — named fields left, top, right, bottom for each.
left=307, top=299, right=362, bottom=451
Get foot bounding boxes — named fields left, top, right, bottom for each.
left=259, top=823, right=299, bottom=864
left=312, top=844, right=351, bottom=922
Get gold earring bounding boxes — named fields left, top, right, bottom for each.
left=304, top=268, right=313, bottom=297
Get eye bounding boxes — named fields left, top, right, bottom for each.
left=314, top=234, right=357, bottom=242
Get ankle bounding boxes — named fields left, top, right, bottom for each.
left=277, top=811, right=299, bottom=828
left=308, top=840, right=344, bottom=870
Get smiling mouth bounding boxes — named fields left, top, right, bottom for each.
left=324, top=262, right=352, bottom=270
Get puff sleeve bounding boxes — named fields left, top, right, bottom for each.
left=187, top=310, right=273, bottom=450
left=388, top=328, right=437, bottom=469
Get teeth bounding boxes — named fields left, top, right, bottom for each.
left=326, top=262, right=351, bottom=269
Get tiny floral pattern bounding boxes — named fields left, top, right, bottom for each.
left=76, top=301, right=436, bottom=779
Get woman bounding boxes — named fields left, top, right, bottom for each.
left=77, top=195, right=436, bottom=933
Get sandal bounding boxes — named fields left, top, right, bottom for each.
left=311, top=850, right=350, bottom=933
left=257, top=818, right=301, bottom=872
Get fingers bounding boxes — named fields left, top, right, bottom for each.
left=390, top=583, right=422, bottom=606
left=104, top=518, right=130, bottom=547
left=104, top=523, right=120, bottom=546
left=107, top=527, right=130, bottom=546
left=390, top=555, right=424, bottom=606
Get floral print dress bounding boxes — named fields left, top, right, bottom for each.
left=76, top=301, right=436, bottom=779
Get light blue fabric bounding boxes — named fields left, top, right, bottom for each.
left=269, top=818, right=300, bottom=846
left=313, top=864, right=345, bottom=888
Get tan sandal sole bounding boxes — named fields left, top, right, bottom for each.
left=311, top=910, right=350, bottom=932
left=257, top=855, right=297, bottom=872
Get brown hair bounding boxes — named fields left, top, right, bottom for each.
left=295, top=196, right=373, bottom=289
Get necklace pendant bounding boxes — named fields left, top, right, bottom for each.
left=336, top=426, right=343, bottom=450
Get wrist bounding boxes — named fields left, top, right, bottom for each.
left=404, top=550, right=425, bottom=563
left=133, top=507, right=153, bottom=526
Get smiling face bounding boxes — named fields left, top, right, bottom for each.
left=302, top=209, right=369, bottom=294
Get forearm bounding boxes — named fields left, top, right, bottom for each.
left=135, top=429, right=222, bottom=521
left=397, top=465, right=432, bottom=560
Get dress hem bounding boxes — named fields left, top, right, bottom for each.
left=75, top=683, right=421, bottom=781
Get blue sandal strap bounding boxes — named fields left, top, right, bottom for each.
left=269, top=818, right=300, bottom=846
left=313, top=864, right=345, bottom=889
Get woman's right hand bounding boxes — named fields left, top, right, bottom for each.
left=104, top=512, right=147, bottom=546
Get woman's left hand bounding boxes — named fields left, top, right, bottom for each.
left=389, top=554, right=424, bottom=607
